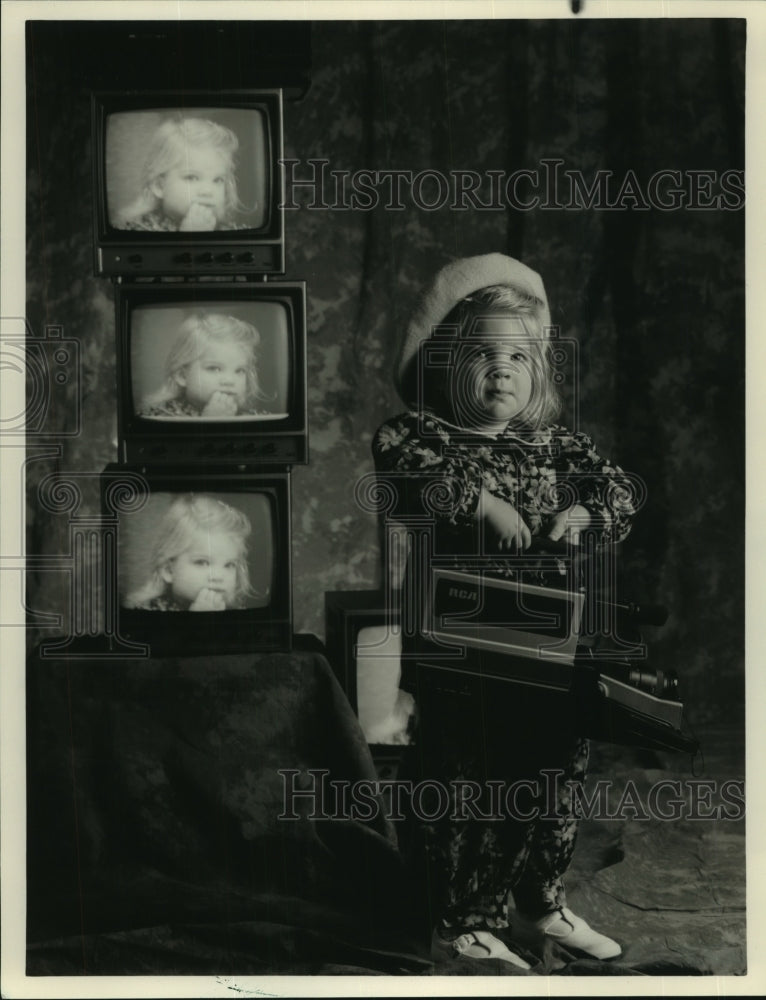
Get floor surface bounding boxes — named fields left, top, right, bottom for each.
left=533, top=724, right=746, bottom=975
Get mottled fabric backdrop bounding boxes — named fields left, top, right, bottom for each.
left=26, top=19, right=744, bottom=725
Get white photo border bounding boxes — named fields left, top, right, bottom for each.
left=2, top=1, right=764, bottom=997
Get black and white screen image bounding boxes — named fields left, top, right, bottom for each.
left=117, top=491, right=273, bottom=612
left=354, top=625, right=415, bottom=745
left=130, top=301, right=290, bottom=421
left=106, top=108, right=268, bottom=232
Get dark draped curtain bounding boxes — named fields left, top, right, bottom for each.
left=26, top=19, right=745, bottom=724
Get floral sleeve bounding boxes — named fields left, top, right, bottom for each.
left=138, top=399, right=200, bottom=418
left=372, top=413, right=484, bottom=526
left=552, top=427, right=637, bottom=544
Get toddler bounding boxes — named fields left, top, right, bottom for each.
left=140, top=312, right=267, bottom=418
left=115, top=117, right=245, bottom=231
left=124, top=494, right=256, bottom=611
left=373, top=254, right=636, bottom=968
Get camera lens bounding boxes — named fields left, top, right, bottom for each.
left=628, top=667, right=679, bottom=699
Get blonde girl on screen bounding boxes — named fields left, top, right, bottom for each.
left=140, top=312, right=268, bottom=419
left=115, top=117, right=245, bottom=232
left=124, top=494, right=256, bottom=612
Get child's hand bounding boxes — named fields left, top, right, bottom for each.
left=547, top=504, right=592, bottom=545
left=179, top=203, right=218, bottom=231
left=202, top=391, right=239, bottom=417
left=479, top=489, right=531, bottom=551
left=189, top=587, right=227, bottom=611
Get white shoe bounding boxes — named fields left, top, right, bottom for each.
left=518, top=906, right=621, bottom=960
left=450, top=930, right=531, bottom=969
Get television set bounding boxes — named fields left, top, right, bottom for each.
left=415, top=561, right=697, bottom=754
left=102, top=465, right=292, bottom=655
left=324, top=590, right=416, bottom=766
left=114, top=281, right=307, bottom=466
left=92, top=90, right=285, bottom=277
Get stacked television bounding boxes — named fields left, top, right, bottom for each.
left=94, top=90, right=306, bottom=655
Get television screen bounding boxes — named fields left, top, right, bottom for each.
left=103, top=466, right=291, bottom=653
left=92, top=91, right=284, bottom=276
left=118, top=490, right=273, bottom=613
left=130, top=302, right=289, bottom=423
left=324, top=590, right=415, bottom=751
left=354, top=624, right=414, bottom=746
left=115, top=282, right=307, bottom=466
left=106, top=107, right=268, bottom=233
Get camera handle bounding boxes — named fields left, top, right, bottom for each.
left=525, top=535, right=668, bottom=627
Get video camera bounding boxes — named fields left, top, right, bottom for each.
left=412, top=537, right=698, bottom=755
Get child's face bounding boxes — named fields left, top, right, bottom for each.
left=177, top=341, right=249, bottom=412
left=455, top=317, right=534, bottom=431
left=151, top=145, right=229, bottom=225
left=161, top=530, right=240, bottom=606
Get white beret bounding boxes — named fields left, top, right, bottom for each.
left=394, top=253, right=551, bottom=403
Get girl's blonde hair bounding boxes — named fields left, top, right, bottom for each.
left=144, top=312, right=265, bottom=411
left=118, top=117, right=242, bottom=224
left=415, top=283, right=561, bottom=430
left=124, top=494, right=256, bottom=608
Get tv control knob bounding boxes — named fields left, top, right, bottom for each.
left=176, top=252, right=193, bottom=264
left=128, top=254, right=142, bottom=264
left=198, top=252, right=214, bottom=264
left=218, top=252, right=234, bottom=263
left=238, top=252, right=256, bottom=263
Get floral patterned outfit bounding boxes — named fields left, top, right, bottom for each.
left=140, top=398, right=267, bottom=418
left=121, top=210, right=248, bottom=232
left=372, top=409, right=636, bottom=941
left=373, top=410, right=634, bottom=556
left=137, top=593, right=188, bottom=611
left=131, top=591, right=246, bottom=611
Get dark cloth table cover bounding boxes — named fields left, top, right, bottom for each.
left=26, top=644, right=424, bottom=975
